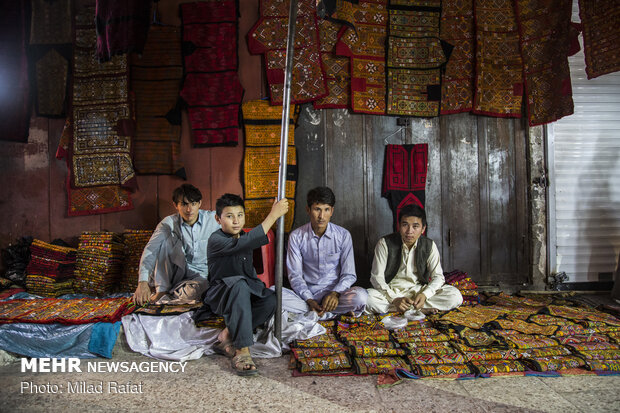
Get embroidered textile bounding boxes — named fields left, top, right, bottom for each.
left=584, top=359, right=620, bottom=372
left=248, top=0, right=328, bottom=104
left=382, top=144, right=428, bottom=231
left=392, top=327, right=441, bottom=337
left=504, top=335, right=558, bottom=349
left=472, top=0, right=523, bottom=117
left=408, top=344, right=457, bottom=356
left=438, top=305, right=504, bottom=329
left=440, top=0, right=474, bottom=114
left=578, top=0, right=620, bottom=79
left=131, top=25, right=184, bottom=176
left=119, top=230, right=153, bottom=292
left=409, top=352, right=465, bottom=365
left=180, top=0, right=242, bottom=146
left=73, top=232, right=126, bottom=296
left=459, top=348, right=522, bottom=362
left=194, top=316, right=226, bottom=329
left=242, top=100, right=297, bottom=231
left=298, top=353, right=352, bottom=373
left=413, top=363, right=473, bottom=377
left=30, top=0, right=72, bottom=44
left=529, top=314, right=577, bottom=326
left=402, top=340, right=453, bottom=349
left=133, top=303, right=202, bottom=316
left=555, top=334, right=609, bottom=345
left=459, top=327, right=502, bottom=348
left=547, top=305, right=620, bottom=326
left=518, top=346, right=572, bottom=358
left=292, top=347, right=348, bottom=359
left=0, top=0, right=31, bottom=143
left=386, top=1, right=446, bottom=116
left=25, top=240, right=77, bottom=297
left=95, top=0, right=152, bottom=62
left=350, top=341, right=406, bottom=357
left=492, top=319, right=558, bottom=336
left=576, top=350, right=620, bottom=360
left=515, top=0, right=574, bottom=126
left=522, top=355, right=586, bottom=371
left=314, top=18, right=351, bottom=109
left=294, top=332, right=348, bottom=350
left=67, top=0, right=136, bottom=191
left=353, top=356, right=410, bottom=374
left=471, top=360, right=526, bottom=374
left=0, top=297, right=133, bottom=324
left=335, top=0, right=388, bottom=114
left=567, top=342, right=620, bottom=352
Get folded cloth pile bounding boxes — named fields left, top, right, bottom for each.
left=74, top=232, right=125, bottom=296
left=119, top=230, right=152, bottom=292
left=25, top=240, right=76, bottom=297
left=444, top=269, right=480, bottom=306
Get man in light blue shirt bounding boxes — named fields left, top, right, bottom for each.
left=283, top=187, right=367, bottom=318
left=132, top=184, right=220, bottom=305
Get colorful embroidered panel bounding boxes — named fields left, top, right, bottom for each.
left=522, top=355, right=586, bottom=371
left=294, top=332, right=348, bottom=350
left=292, top=347, right=348, bottom=360
left=382, top=144, right=428, bottom=231
left=472, top=0, right=523, bottom=117
left=313, top=18, right=351, bottom=109
left=584, top=359, right=620, bottom=372
left=413, top=363, right=473, bottom=377
left=298, top=353, right=352, bottom=373
left=119, top=230, right=153, bottom=292
left=242, top=100, right=297, bottom=232
left=504, top=335, right=558, bottom=349
left=408, top=344, right=457, bottom=356
left=409, top=352, right=465, bottom=365
left=335, top=0, right=388, bottom=114
left=25, top=240, right=76, bottom=297
left=578, top=0, right=620, bottom=79
left=350, top=342, right=406, bottom=357
left=180, top=0, right=242, bottom=146
left=515, top=0, right=574, bottom=126
left=576, top=350, right=620, bottom=360
left=0, top=297, right=133, bottom=324
left=131, top=25, right=184, bottom=176
left=353, top=356, right=410, bottom=374
left=518, top=346, right=572, bottom=358
left=73, top=232, right=126, bottom=296
left=459, top=348, right=522, bottom=362
left=69, top=0, right=136, bottom=189
left=492, top=319, right=558, bottom=336
left=471, top=360, right=526, bottom=374
left=386, top=1, right=445, bottom=116
left=438, top=305, right=504, bottom=329
left=95, top=0, right=152, bottom=62
left=440, top=0, right=474, bottom=114
left=248, top=0, right=328, bottom=105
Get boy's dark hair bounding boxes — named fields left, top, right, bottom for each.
left=215, top=193, right=245, bottom=216
left=307, top=186, right=336, bottom=207
left=399, top=204, right=427, bottom=227
left=172, top=184, right=202, bottom=204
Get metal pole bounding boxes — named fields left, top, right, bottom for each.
left=275, top=0, right=298, bottom=343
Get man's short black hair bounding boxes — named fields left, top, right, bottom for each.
left=307, top=186, right=335, bottom=207
left=215, top=193, right=245, bottom=216
left=172, top=184, right=202, bottom=204
left=399, top=204, right=427, bottom=227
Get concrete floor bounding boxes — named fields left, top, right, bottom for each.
left=1, top=341, right=619, bottom=413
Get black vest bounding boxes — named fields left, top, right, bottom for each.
left=383, top=233, right=432, bottom=284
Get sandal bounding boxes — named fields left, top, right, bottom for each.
left=231, top=353, right=258, bottom=376
left=213, top=338, right=236, bottom=358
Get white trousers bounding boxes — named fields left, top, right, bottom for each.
left=281, top=286, right=368, bottom=318
left=366, top=284, right=463, bottom=314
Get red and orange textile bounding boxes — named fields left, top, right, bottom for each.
left=73, top=232, right=125, bottom=296
left=515, top=0, right=574, bottom=126
left=386, top=0, right=448, bottom=117
left=412, top=363, right=473, bottom=377
left=130, top=25, right=185, bottom=176
left=314, top=18, right=351, bottom=109
left=578, top=0, right=620, bottom=79
left=95, top=0, right=152, bottom=62
left=472, top=0, right=523, bottom=117
left=382, top=144, right=428, bottom=231
left=25, top=240, right=77, bottom=297
left=242, top=100, right=297, bottom=232
left=180, top=0, right=242, bottom=146
left=440, top=0, right=474, bottom=114
left=354, top=356, right=409, bottom=374
left=248, top=0, right=328, bottom=105
left=335, top=0, right=388, bottom=114
left=0, top=0, right=31, bottom=142
left=0, top=296, right=133, bottom=325
left=445, top=270, right=480, bottom=306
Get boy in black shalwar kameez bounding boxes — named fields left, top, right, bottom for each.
left=202, top=193, right=288, bottom=376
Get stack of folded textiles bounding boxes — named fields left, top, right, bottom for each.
left=290, top=320, right=352, bottom=375
left=25, top=240, right=76, bottom=297
left=396, top=319, right=474, bottom=377
left=444, top=270, right=479, bottom=306
left=338, top=314, right=409, bottom=375
left=74, top=232, right=125, bottom=296
left=119, top=230, right=152, bottom=292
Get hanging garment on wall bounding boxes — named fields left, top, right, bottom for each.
left=95, top=0, right=153, bottom=62
left=440, top=0, right=475, bottom=114
left=386, top=0, right=450, bottom=117
left=180, top=0, right=243, bottom=147
left=67, top=0, right=137, bottom=191
left=29, top=0, right=72, bottom=117
left=0, top=0, right=31, bottom=143
left=472, top=0, right=523, bottom=117
left=382, top=144, right=428, bottom=231
left=242, top=100, right=297, bottom=232
left=56, top=119, right=134, bottom=216
left=578, top=0, right=620, bottom=79
left=515, top=0, right=574, bottom=126
left=248, top=0, right=328, bottom=105
left=313, top=18, right=351, bottom=109
left=335, top=0, right=388, bottom=115
left=131, top=25, right=185, bottom=176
